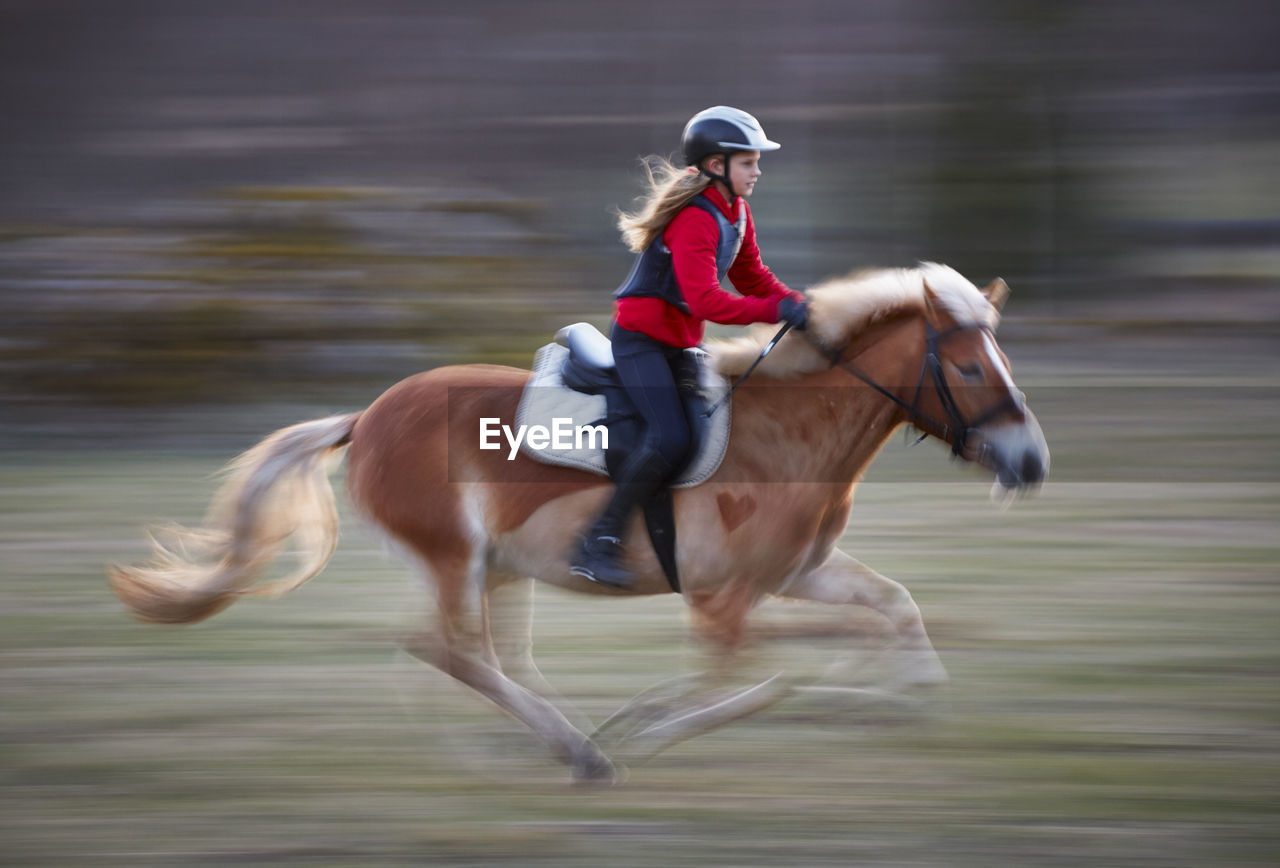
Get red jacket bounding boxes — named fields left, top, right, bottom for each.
left=614, top=187, right=800, bottom=348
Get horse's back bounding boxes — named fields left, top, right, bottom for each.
left=347, top=363, right=605, bottom=545
left=355, top=362, right=527, bottom=443
left=364, top=363, right=529, bottom=411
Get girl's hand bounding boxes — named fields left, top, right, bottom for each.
left=778, top=296, right=809, bottom=330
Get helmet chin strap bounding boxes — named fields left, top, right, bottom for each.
left=698, top=152, right=737, bottom=203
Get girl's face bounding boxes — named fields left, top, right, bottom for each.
left=728, top=150, right=763, bottom=198
left=706, top=150, right=763, bottom=198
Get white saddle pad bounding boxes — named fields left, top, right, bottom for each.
left=515, top=341, right=731, bottom=487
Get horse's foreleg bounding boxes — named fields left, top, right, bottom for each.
left=782, top=548, right=948, bottom=689
left=597, top=583, right=794, bottom=761
left=592, top=672, right=705, bottom=746
left=609, top=672, right=794, bottom=762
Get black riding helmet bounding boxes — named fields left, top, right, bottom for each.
left=681, top=106, right=781, bottom=195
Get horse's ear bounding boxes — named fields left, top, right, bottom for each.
left=922, top=278, right=940, bottom=316
left=982, top=277, right=1010, bottom=312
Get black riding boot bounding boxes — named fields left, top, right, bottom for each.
left=571, top=448, right=675, bottom=589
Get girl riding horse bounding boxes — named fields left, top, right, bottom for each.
left=571, top=106, right=810, bottom=589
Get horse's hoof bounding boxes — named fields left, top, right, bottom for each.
left=571, top=752, right=623, bottom=787
left=897, top=649, right=949, bottom=690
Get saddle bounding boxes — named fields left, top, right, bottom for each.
left=516, top=323, right=731, bottom=486
left=515, top=323, right=733, bottom=592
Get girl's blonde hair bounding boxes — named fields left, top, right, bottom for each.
left=615, top=156, right=711, bottom=253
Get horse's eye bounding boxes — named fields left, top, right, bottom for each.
left=955, top=362, right=983, bottom=381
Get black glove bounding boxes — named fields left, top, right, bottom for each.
left=777, top=295, right=809, bottom=330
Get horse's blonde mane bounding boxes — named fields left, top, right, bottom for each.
left=708, top=262, right=1001, bottom=378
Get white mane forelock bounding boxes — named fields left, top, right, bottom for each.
left=707, top=262, right=999, bottom=378
left=915, top=261, right=1000, bottom=331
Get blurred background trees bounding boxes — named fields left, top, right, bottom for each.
left=1, top=0, right=1276, bottom=421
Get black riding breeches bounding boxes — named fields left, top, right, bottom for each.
left=609, top=323, right=695, bottom=471
left=581, top=324, right=697, bottom=542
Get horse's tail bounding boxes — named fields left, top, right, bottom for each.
left=108, top=412, right=361, bottom=624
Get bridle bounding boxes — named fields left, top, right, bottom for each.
left=822, top=321, right=1025, bottom=458
left=707, top=316, right=1024, bottom=458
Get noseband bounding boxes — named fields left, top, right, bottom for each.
left=822, top=322, right=1024, bottom=457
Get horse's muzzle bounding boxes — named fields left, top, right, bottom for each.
left=977, top=408, right=1050, bottom=494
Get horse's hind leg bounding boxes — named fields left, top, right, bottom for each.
left=404, top=629, right=615, bottom=782
left=482, top=577, right=595, bottom=733
left=781, top=548, right=948, bottom=689
left=404, top=564, right=616, bottom=784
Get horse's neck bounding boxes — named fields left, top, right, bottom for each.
left=729, top=317, right=919, bottom=485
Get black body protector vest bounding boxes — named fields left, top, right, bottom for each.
left=614, top=194, right=747, bottom=314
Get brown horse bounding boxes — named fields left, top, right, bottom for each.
left=109, top=263, right=1048, bottom=783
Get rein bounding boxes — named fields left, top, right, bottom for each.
left=703, top=321, right=793, bottom=419
left=820, top=322, right=1023, bottom=457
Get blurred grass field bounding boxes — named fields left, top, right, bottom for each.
left=3, top=324, right=1279, bottom=867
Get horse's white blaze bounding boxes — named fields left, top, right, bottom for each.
left=980, top=329, right=1018, bottom=394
